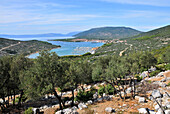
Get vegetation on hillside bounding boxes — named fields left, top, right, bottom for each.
left=74, top=27, right=141, bottom=40
left=0, top=38, right=60, bottom=57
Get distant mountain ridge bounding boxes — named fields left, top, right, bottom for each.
left=74, top=27, right=142, bottom=40
left=0, top=32, right=80, bottom=38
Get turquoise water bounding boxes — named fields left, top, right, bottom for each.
left=28, top=41, right=104, bottom=58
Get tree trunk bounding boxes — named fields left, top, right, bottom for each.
left=71, top=88, right=74, bottom=107
left=53, top=90, right=63, bottom=110
left=133, top=74, right=136, bottom=99
left=13, top=89, right=16, bottom=106
left=17, top=90, right=24, bottom=108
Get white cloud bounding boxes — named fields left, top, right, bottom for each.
left=101, top=0, right=170, bottom=6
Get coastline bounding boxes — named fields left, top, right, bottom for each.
left=26, top=46, right=61, bottom=58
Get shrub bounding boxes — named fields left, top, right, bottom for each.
left=75, top=89, right=95, bottom=102
left=167, top=82, right=170, bottom=86
left=98, top=86, right=105, bottom=97
left=165, top=64, right=170, bottom=70
left=24, top=107, right=33, bottom=114
left=105, top=84, right=114, bottom=95
left=135, top=74, right=142, bottom=82
left=149, top=70, right=160, bottom=77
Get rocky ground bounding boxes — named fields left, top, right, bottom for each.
left=42, top=70, right=170, bottom=114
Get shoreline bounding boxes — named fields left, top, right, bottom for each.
left=26, top=46, right=61, bottom=58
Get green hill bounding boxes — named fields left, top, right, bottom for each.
left=74, top=27, right=142, bottom=40
left=0, top=38, right=60, bottom=57
left=95, top=25, right=170, bottom=55
left=133, top=25, right=170, bottom=40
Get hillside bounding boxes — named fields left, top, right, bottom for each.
left=133, top=25, right=170, bottom=40
left=74, top=27, right=141, bottom=40
left=95, top=25, right=170, bottom=55
left=0, top=38, right=60, bottom=57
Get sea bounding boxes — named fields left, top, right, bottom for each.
left=6, top=37, right=104, bottom=58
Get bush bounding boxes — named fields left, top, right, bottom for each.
left=24, top=107, right=33, bottom=114
left=165, top=64, right=170, bottom=70
left=149, top=70, right=161, bottom=77
left=135, top=74, right=142, bottom=82
left=98, top=86, right=105, bottom=97
left=168, top=82, right=170, bottom=86
left=75, top=89, right=95, bottom=102
left=105, top=84, right=114, bottom=95
left=156, top=64, right=166, bottom=71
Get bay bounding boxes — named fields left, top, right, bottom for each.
left=28, top=41, right=104, bottom=58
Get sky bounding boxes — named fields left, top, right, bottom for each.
left=0, top=0, right=170, bottom=34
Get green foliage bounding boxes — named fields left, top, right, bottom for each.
left=149, top=70, right=161, bottom=77
left=105, top=84, right=114, bottom=95
left=165, top=64, right=170, bottom=70
left=24, top=107, right=33, bottom=114
left=75, top=89, right=94, bottom=102
left=82, top=52, right=91, bottom=56
left=133, top=35, right=159, bottom=40
left=74, top=27, right=141, bottom=40
left=102, top=43, right=113, bottom=47
left=0, top=38, right=59, bottom=57
left=167, top=82, right=170, bottom=86
left=156, top=64, right=166, bottom=71
left=135, top=74, right=142, bottom=82
left=98, top=86, right=105, bottom=97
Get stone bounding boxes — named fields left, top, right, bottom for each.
left=165, top=110, right=170, bottom=114
left=105, top=107, right=115, bottom=113
left=103, top=96, right=110, bottom=101
left=166, top=104, right=170, bottom=109
left=140, top=71, right=149, bottom=79
left=97, top=98, right=103, bottom=102
left=63, top=108, right=72, bottom=114
left=139, top=97, right=146, bottom=103
left=32, top=108, right=40, bottom=114
left=156, top=72, right=164, bottom=77
left=138, top=108, right=148, bottom=114
left=71, top=106, right=78, bottom=111
left=156, top=109, right=164, bottom=114
left=55, top=110, right=63, bottom=114
left=135, top=96, right=141, bottom=100
left=152, top=90, right=162, bottom=98
left=126, top=87, right=132, bottom=94
left=155, top=105, right=160, bottom=111
left=93, top=92, right=98, bottom=99
left=78, top=103, right=88, bottom=110
left=161, top=77, right=167, bottom=82
left=123, top=104, right=127, bottom=107
left=86, top=100, right=93, bottom=105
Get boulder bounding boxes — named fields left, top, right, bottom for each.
left=138, top=97, right=146, bottom=103
left=152, top=90, right=162, bottom=98
left=105, top=107, right=115, bottom=113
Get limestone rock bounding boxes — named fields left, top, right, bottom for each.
left=105, top=107, right=115, bottom=113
